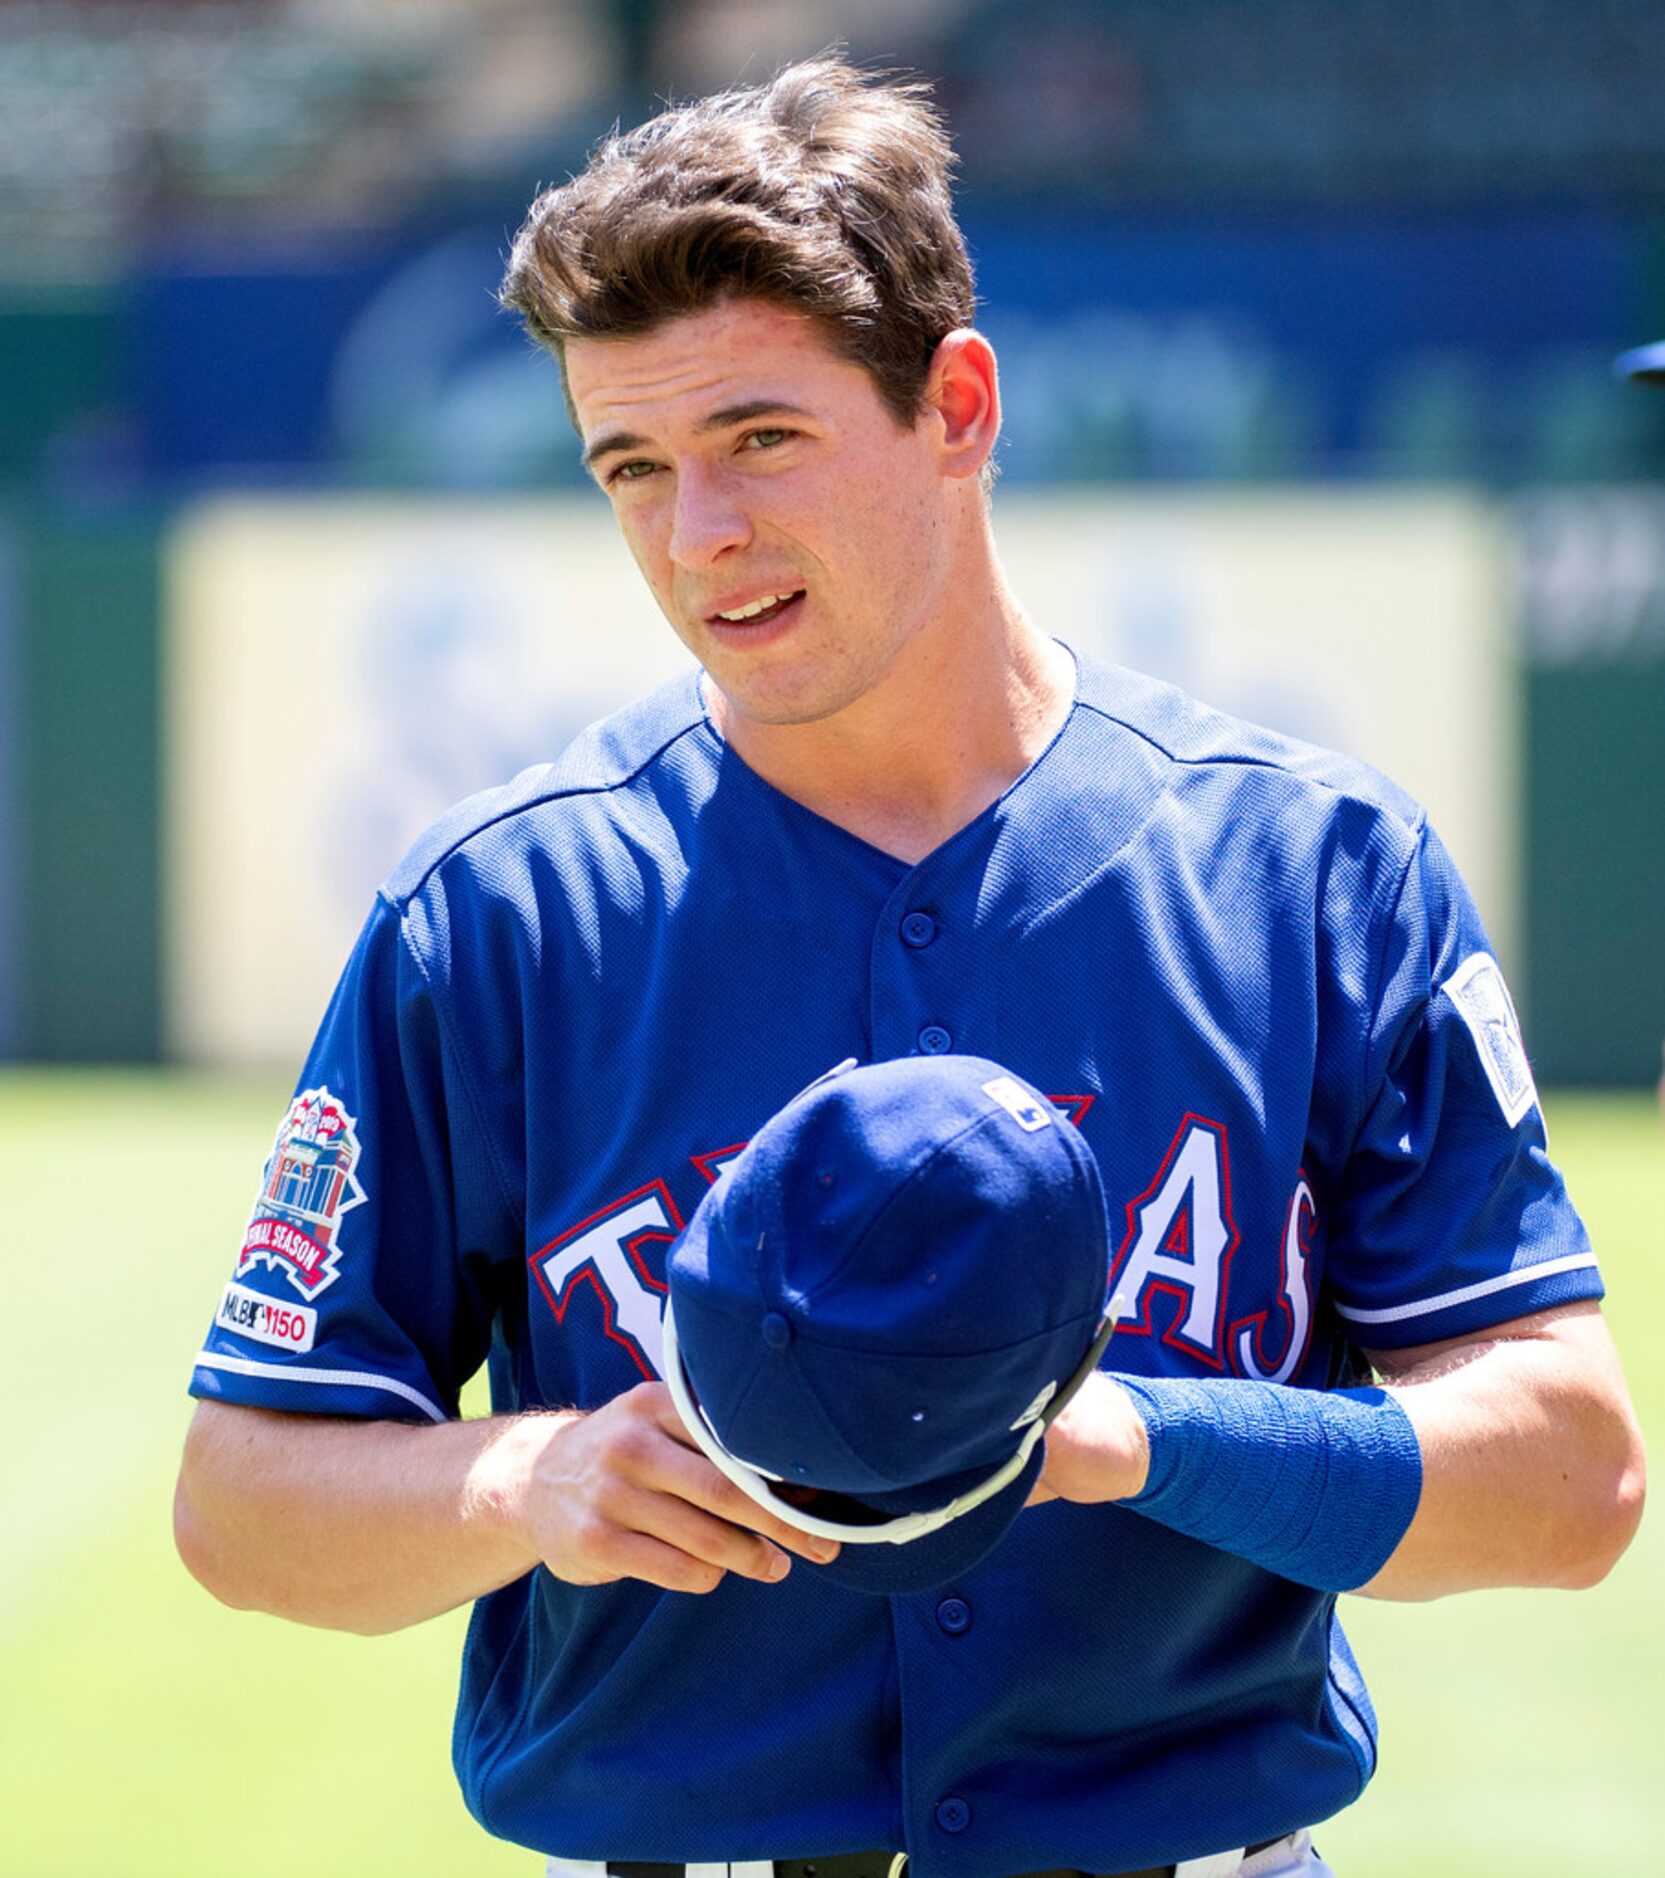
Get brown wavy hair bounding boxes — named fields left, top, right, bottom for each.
left=500, top=55, right=977, bottom=428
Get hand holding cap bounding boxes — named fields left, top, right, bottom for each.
left=664, top=1054, right=1118, bottom=1593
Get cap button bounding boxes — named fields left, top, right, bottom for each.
left=761, top=1311, right=792, bottom=1349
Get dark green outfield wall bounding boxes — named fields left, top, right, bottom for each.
left=0, top=286, right=163, bottom=1062
left=0, top=290, right=121, bottom=486
left=1513, top=479, right=1665, bottom=1089
left=6, top=513, right=162, bottom=1061
left=1523, top=664, right=1665, bottom=1087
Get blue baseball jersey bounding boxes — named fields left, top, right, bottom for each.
left=190, top=650, right=1600, bottom=1877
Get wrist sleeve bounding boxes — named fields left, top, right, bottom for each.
left=1119, top=1374, right=1423, bottom=1592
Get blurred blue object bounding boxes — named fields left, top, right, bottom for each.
left=131, top=225, right=577, bottom=489
left=971, top=208, right=1633, bottom=482
left=131, top=237, right=406, bottom=479
left=1613, top=341, right=1665, bottom=383
left=326, top=229, right=577, bottom=488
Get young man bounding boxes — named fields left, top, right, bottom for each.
left=175, top=57, right=1645, bottom=1878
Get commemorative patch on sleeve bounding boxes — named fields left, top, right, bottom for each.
left=236, top=1087, right=367, bottom=1298
left=1442, top=953, right=1538, bottom=1128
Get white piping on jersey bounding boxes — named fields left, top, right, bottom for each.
left=1331, top=1251, right=1599, bottom=1327
left=193, top=1350, right=447, bottom=1422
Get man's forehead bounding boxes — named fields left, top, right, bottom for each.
left=565, top=300, right=857, bottom=436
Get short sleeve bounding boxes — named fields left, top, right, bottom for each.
left=1325, top=822, right=1603, bottom=1349
left=189, top=895, right=513, bottom=1422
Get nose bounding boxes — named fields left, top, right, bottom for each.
left=668, top=463, right=751, bottom=571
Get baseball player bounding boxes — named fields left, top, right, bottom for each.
left=175, top=57, right=1646, bottom=1878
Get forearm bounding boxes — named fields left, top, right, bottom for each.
left=176, top=1385, right=839, bottom=1631
left=1035, top=1305, right=1644, bottom=1600
left=174, top=1400, right=555, bottom=1634
left=1360, top=1306, right=1646, bottom=1599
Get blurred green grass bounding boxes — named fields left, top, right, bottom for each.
left=0, top=1074, right=1658, bottom=1877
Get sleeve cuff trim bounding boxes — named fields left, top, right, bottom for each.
left=193, top=1350, right=447, bottom=1422
left=1331, top=1252, right=1600, bottom=1327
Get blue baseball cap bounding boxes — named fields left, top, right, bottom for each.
left=1614, top=341, right=1665, bottom=383
left=664, top=1055, right=1118, bottom=1594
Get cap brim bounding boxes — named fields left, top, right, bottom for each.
left=802, top=1438, right=1047, bottom=1594
left=794, top=1300, right=1124, bottom=1593
left=662, top=1297, right=1049, bottom=1597
left=1614, top=341, right=1665, bottom=383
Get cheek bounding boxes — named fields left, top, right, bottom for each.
left=837, top=454, right=940, bottom=590
left=612, top=512, right=692, bottom=640
left=615, top=501, right=672, bottom=584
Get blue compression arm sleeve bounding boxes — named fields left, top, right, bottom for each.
left=1118, top=1376, right=1423, bottom=1592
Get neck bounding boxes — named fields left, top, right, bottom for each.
left=709, top=548, right=1074, bottom=866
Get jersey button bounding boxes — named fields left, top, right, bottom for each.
left=917, top=1024, right=952, bottom=1055
left=935, top=1798, right=972, bottom=1834
left=936, top=1597, right=971, bottom=1635
left=901, top=911, right=937, bottom=948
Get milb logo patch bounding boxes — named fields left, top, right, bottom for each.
left=1443, top=953, right=1538, bottom=1127
left=217, top=1280, right=318, bottom=1353
left=237, top=1087, right=367, bottom=1299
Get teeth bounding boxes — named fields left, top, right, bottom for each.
left=717, top=592, right=793, bottom=621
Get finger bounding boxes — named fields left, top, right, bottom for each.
left=639, top=1388, right=842, bottom=1561
left=531, top=1480, right=784, bottom=1594
left=606, top=1480, right=796, bottom=1584
left=637, top=1435, right=842, bottom=1563
left=573, top=1399, right=814, bottom=1573
left=582, top=1526, right=734, bottom=1596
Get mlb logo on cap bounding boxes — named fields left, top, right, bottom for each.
left=664, top=1055, right=1119, bottom=1593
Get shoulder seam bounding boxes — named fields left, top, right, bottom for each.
left=1073, top=693, right=1424, bottom=825
left=393, top=908, right=523, bottom=1232
left=1351, top=813, right=1432, bottom=1145
left=382, top=712, right=709, bottom=910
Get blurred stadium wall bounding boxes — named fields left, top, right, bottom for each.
left=1, top=0, right=1662, bottom=1083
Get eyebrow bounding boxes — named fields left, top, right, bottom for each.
left=581, top=401, right=817, bottom=471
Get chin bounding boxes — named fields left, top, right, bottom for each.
left=713, top=682, right=854, bottom=730
left=702, top=656, right=865, bottom=731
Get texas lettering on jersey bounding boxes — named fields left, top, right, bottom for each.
left=531, top=1103, right=1318, bottom=1384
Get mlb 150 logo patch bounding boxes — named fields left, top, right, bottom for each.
left=216, top=1280, right=318, bottom=1352
left=238, top=1087, right=367, bottom=1299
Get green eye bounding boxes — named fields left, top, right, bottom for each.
left=614, top=460, right=657, bottom=481
left=745, top=428, right=789, bottom=449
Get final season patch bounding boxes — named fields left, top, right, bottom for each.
left=238, top=1087, right=367, bottom=1298
left=1443, top=953, right=1538, bottom=1128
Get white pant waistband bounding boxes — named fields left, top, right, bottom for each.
left=545, top=1831, right=1331, bottom=1878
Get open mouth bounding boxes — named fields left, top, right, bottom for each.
left=708, top=589, right=806, bottom=629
